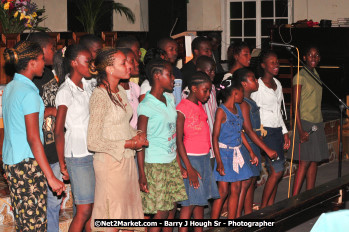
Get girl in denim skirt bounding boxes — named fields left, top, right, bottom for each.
left=236, top=68, right=278, bottom=215
left=211, top=77, right=258, bottom=219
left=55, top=44, right=96, bottom=232
left=251, top=50, right=291, bottom=209
left=176, top=72, right=220, bottom=232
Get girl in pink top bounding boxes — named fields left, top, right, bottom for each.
left=119, top=48, right=140, bottom=129
left=176, top=72, right=220, bottom=232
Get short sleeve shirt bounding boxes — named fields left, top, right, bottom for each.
left=2, top=73, right=45, bottom=165
left=55, top=76, right=94, bottom=157
left=176, top=99, right=211, bottom=154
left=137, top=92, right=177, bottom=163
left=293, top=68, right=323, bottom=123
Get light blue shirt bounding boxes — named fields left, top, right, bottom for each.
left=137, top=92, right=177, bottom=163
left=2, top=73, right=44, bottom=165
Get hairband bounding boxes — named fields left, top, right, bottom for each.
left=62, top=46, right=67, bottom=58
left=224, top=79, right=232, bottom=87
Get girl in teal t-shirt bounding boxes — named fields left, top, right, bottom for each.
left=137, top=59, right=187, bottom=227
left=2, top=41, right=65, bottom=231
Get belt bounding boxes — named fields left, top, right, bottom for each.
left=218, top=143, right=244, bottom=173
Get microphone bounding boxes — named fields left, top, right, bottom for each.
left=269, top=42, right=295, bottom=48
left=307, top=125, right=318, bottom=135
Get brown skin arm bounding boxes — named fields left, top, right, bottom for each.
left=241, top=132, right=258, bottom=165
left=240, top=101, right=277, bottom=159
left=293, top=85, right=309, bottom=143
left=137, top=115, right=149, bottom=193
left=44, top=107, right=57, bottom=118
left=176, top=112, right=201, bottom=188
left=25, top=113, right=65, bottom=195
left=212, top=108, right=225, bottom=176
left=54, top=105, right=70, bottom=181
left=139, top=94, right=146, bottom=103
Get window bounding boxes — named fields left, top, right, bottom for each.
left=222, top=0, right=290, bottom=59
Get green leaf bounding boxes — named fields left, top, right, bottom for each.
left=112, top=2, right=135, bottom=23
left=74, top=0, right=135, bottom=34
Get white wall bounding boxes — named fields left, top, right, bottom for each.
left=33, top=0, right=67, bottom=32
left=294, top=0, right=349, bottom=22
left=31, top=0, right=349, bottom=33
left=187, top=0, right=222, bottom=31
left=113, top=0, right=148, bottom=31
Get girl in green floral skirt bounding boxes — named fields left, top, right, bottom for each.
left=137, top=59, right=187, bottom=232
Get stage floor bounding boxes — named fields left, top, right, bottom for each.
left=281, top=159, right=349, bottom=231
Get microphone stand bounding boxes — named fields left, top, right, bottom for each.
left=285, top=46, right=349, bottom=178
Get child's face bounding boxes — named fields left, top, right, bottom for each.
left=193, top=82, right=212, bottom=103
left=74, top=50, right=92, bottom=78
left=43, top=41, right=55, bottom=66
left=304, top=48, right=320, bottom=69
left=109, top=51, right=131, bottom=80
left=234, top=47, right=251, bottom=68
left=262, top=54, right=279, bottom=76
left=159, top=64, right=175, bottom=92
left=89, top=41, right=102, bottom=60
left=130, top=43, right=141, bottom=61
left=200, top=63, right=216, bottom=81
left=126, top=52, right=139, bottom=77
left=243, top=72, right=258, bottom=92
left=163, top=41, right=178, bottom=64
left=196, top=41, right=212, bottom=58
left=233, top=87, right=244, bottom=104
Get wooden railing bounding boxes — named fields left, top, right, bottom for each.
left=209, top=174, right=349, bottom=232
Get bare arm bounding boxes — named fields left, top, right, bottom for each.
left=137, top=115, right=149, bottom=193
left=293, top=85, right=308, bottom=143
left=139, top=94, right=146, bottom=103
left=26, top=113, right=65, bottom=195
left=176, top=111, right=201, bottom=188
left=213, top=108, right=225, bottom=176
left=240, top=101, right=277, bottom=159
left=44, top=107, right=57, bottom=118
left=241, top=132, right=258, bottom=166
left=54, top=105, right=69, bottom=181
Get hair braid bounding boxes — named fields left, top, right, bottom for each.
left=3, top=41, right=43, bottom=73
left=92, top=47, right=126, bottom=110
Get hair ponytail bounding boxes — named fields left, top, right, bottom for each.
left=217, top=77, right=242, bottom=103
left=3, top=41, right=42, bottom=74
left=3, top=48, right=19, bottom=64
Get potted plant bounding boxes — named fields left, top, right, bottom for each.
left=0, top=0, right=48, bottom=34
left=75, top=0, right=135, bottom=34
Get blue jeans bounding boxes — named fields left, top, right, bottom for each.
left=47, top=162, right=63, bottom=232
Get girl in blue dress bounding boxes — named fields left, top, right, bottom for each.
left=235, top=68, right=278, bottom=216
left=211, top=76, right=258, bottom=219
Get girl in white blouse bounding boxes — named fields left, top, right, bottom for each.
left=251, top=50, right=290, bottom=209
left=55, top=44, right=95, bottom=232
